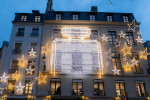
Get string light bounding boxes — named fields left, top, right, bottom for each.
left=137, top=31, right=141, bottom=36
left=0, top=95, right=7, bottom=100
left=41, top=43, right=50, bottom=56
left=29, top=48, right=36, bottom=57
left=112, top=67, right=120, bottom=75
left=26, top=65, right=35, bottom=75
left=8, top=84, right=14, bottom=90
left=131, top=57, right=139, bottom=66
left=0, top=88, right=4, bottom=94
left=104, top=48, right=112, bottom=59
left=121, top=43, right=132, bottom=57
left=16, top=82, right=25, bottom=93
left=101, top=34, right=108, bottom=41
left=0, top=73, right=9, bottom=82
left=119, top=31, right=126, bottom=38
left=17, top=55, right=28, bottom=68
left=128, top=19, right=139, bottom=32
left=123, top=62, right=132, bottom=72
left=12, top=71, right=20, bottom=80
left=45, top=95, right=51, bottom=100
left=139, top=48, right=150, bottom=60
left=36, top=72, right=47, bottom=84
left=114, top=39, right=121, bottom=47
left=127, top=40, right=132, bottom=46
left=123, top=57, right=127, bottom=62
left=136, top=36, right=143, bottom=43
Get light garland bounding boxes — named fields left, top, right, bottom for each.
left=101, top=34, right=108, bottom=41
left=12, top=71, right=20, bottom=80
left=36, top=72, right=47, bottom=84
left=45, top=95, right=51, bottom=100
left=16, top=82, right=25, bottom=93
left=127, top=40, right=132, bottom=46
left=137, top=31, right=141, bottom=36
left=0, top=95, right=7, bottom=100
left=26, top=65, right=35, bottom=75
left=0, top=88, right=4, bottom=94
left=0, top=73, right=9, bottom=82
left=118, top=31, right=126, bottom=38
left=121, top=43, right=132, bottom=57
left=136, top=36, right=143, bottom=43
left=123, top=62, right=132, bottom=72
left=17, top=55, right=28, bottom=68
left=104, top=48, right=112, bottom=59
left=8, top=84, right=14, bottom=90
left=123, top=57, right=128, bottom=62
left=131, top=57, right=139, bottom=66
left=114, top=39, right=121, bottom=47
left=112, top=67, right=120, bottom=75
left=41, top=43, right=50, bottom=56
left=29, top=48, right=36, bottom=57
left=139, top=48, right=150, bottom=60
left=128, top=19, right=139, bottom=32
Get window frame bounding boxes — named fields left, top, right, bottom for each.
left=123, top=16, right=129, bottom=22
left=112, top=54, right=122, bottom=69
left=93, top=80, right=105, bottom=96
left=90, top=15, right=96, bottom=21
left=108, top=31, right=117, bottom=45
left=24, top=79, right=33, bottom=94
left=50, top=79, right=61, bottom=95
left=115, top=81, right=126, bottom=97
left=136, top=81, right=146, bottom=97
left=72, top=79, right=83, bottom=96
left=56, top=14, right=61, bottom=20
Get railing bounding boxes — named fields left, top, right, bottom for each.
left=94, top=90, right=105, bottom=96
left=72, top=89, right=84, bottom=96
left=12, top=49, right=21, bottom=54
left=8, top=68, right=18, bottom=74
left=16, top=32, right=24, bottom=37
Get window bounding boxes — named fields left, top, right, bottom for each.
left=72, top=80, right=83, bottom=95
left=50, top=79, right=61, bottom=95
left=126, top=32, right=135, bottom=45
left=90, top=15, right=95, bottom=21
left=56, top=14, right=61, bottom=20
left=115, top=81, right=126, bottom=97
left=90, top=30, right=98, bottom=40
left=108, top=31, right=116, bottom=44
left=53, top=29, right=62, bottom=39
left=107, top=16, right=112, bottom=22
left=112, top=54, right=122, bottom=69
left=73, top=15, right=78, bottom=20
left=6, top=80, right=16, bottom=94
left=25, top=80, right=33, bottom=94
left=131, top=54, right=142, bottom=73
left=30, top=43, right=37, bottom=50
left=16, top=28, right=24, bottom=37
left=123, top=16, right=129, bottom=22
left=21, top=15, right=27, bottom=22
left=31, top=28, right=39, bottom=37
left=94, top=80, right=104, bottom=96
left=9, top=60, right=19, bottom=74
left=35, top=16, right=40, bottom=22
left=26, top=61, right=35, bottom=74
left=136, top=81, right=146, bottom=97
left=13, top=43, right=22, bottom=54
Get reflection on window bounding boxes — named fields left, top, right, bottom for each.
left=50, top=79, right=61, bottom=95
left=90, top=15, right=95, bottom=21
left=35, top=16, right=40, bottom=22
left=94, top=80, right=104, bottom=96
left=123, top=16, right=129, bottom=22
left=115, top=81, right=126, bottom=97
left=56, top=14, right=61, bottom=20
left=108, top=31, right=116, bottom=44
left=112, top=54, right=122, bottom=69
left=126, top=32, right=135, bottom=45
left=90, top=30, right=98, bottom=40
left=72, top=80, right=83, bottom=95
left=6, top=80, right=16, bottom=94
left=136, top=81, right=146, bottom=97
left=131, top=54, right=142, bottom=73
left=25, top=80, right=33, bottom=94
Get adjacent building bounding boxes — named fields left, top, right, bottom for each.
left=0, top=0, right=150, bottom=100
left=144, top=41, right=150, bottom=74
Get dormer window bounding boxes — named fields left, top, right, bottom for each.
left=35, top=16, right=41, bottom=22
left=56, top=14, right=61, bottom=20
left=90, top=15, right=95, bottom=21
left=107, top=16, right=112, bottom=22
left=21, top=15, right=27, bottom=22
left=73, top=15, right=78, bottom=20
left=123, top=16, right=129, bottom=22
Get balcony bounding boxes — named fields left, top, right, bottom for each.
left=8, top=68, right=18, bottom=74
left=12, top=49, right=21, bottom=54
left=94, top=90, right=105, bottom=96
left=72, top=89, right=83, bottom=96
left=16, top=32, right=24, bottom=37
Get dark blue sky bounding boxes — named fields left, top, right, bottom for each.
left=0, top=0, right=150, bottom=47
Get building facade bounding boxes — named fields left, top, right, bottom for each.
left=144, top=41, right=150, bottom=74
left=0, top=0, right=150, bottom=100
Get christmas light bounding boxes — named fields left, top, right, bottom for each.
left=28, top=95, right=34, bottom=100
left=123, top=62, right=132, bottom=72
left=29, top=48, right=36, bottom=57
left=0, top=88, right=4, bottom=94
left=0, top=95, right=7, bottom=100
left=137, top=31, right=141, bottom=36
left=26, top=65, right=35, bottom=75
left=139, top=48, right=150, bottom=60
left=128, top=19, right=139, bottom=32
left=45, top=95, right=51, bottom=100
left=104, top=48, right=112, bottom=59
left=12, top=71, right=20, bottom=80
left=136, top=36, right=143, bottom=43
left=123, top=57, right=127, bottom=62
left=16, top=82, right=25, bottom=93
left=131, top=57, right=139, bottom=66
left=127, top=40, right=132, bottom=46
left=121, top=43, right=132, bottom=57
left=112, top=67, right=120, bottom=75
left=17, top=55, right=28, bottom=68
left=119, top=31, right=126, bottom=38
left=101, top=34, right=108, bottom=41
left=8, top=84, right=14, bottom=90
left=41, top=43, right=50, bottom=56
left=0, top=73, right=9, bottom=82
left=36, top=72, right=47, bottom=84
left=114, top=39, right=121, bottom=47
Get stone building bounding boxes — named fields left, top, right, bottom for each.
left=0, top=0, right=150, bottom=100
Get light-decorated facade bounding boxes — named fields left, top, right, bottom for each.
left=0, top=0, right=150, bottom=100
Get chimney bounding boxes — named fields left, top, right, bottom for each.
left=91, top=6, right=98, bottom=12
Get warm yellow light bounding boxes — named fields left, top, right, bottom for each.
left=17, top=55, right=28, bottom=68
left=139, top=48, right=149, bottom=60
left=123, top=62, right=132, bottom=72
left=36, top=72, right=47, bottom=84
left=8, top=84, right=14, bottom=90
left=0, top=95, right=7, bottom=100
left=41, top=43, right=50, bottom=56
left=0, top=73, right=9, bottom=83
left=16, top=82, right=25, bottom=93
left=114, top=97, right=121, bottom=100
left=45, top=95, right=51, bottom=100
left=12, top=71, right=20, bottom=80
left=121, top=43, right=132, bottom=57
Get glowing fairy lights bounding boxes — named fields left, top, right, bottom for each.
left=123, top=62, right=132, bottom=72
left=26, top=65, right=35, bottom=75
left=17, top=55, right=28, bottom=68
left=101, top=34, right=108, bottom=41
left=119, top=31, right=126, bottom=38
left=41, top=43, right=50, bottom=56
left=131, top=57, right=139, bottom=66
left=112, top=67, right=120, bottom=75
left=29, top=48, right=36, bottom=57
left=139, top=48, right=150, bottom=60
left=0, top=73, right=9, bottom=82
left=8, top=84, right=14, bottom=90
left=16, top=82, right=25, bottom=93
left=36, top=72, right=47, bottom=84
left=12, top=71, right=20, bottom=80
left=114, top=39, right=121, bottom=47
left=105, top=48, right=112, bottom=59
left=128, top=19, right=139, bottom=32
left=121, top=43, right=132, bottom=57
left=0, top=95, right=7, bottom=100
left=136, top=36, right=143, bottom=44
left=0, top=88, right=4, bottom=94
